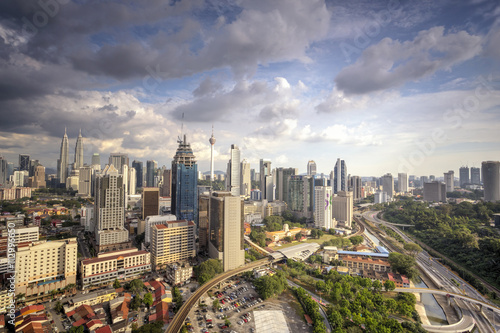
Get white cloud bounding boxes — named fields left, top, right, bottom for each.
left=335, top=27, right=483, bottom=95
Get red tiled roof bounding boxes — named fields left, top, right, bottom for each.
left=72, top=318, right=86, bottom=327
left=95, top=325, right=112, bottom=333
left=85, top=319, right=103, bottom=329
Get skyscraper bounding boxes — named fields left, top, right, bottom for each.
left=333, top=158, right=347, bottom=194
left=444, top=170, right=454, bottom=192
left=423, top=181, right=446, bottom=202
left=160, top=169, right=171, bottom=197
left=109, top=153, right=129, bottom=174
left=58, top=129, right=69, bottom=185
left=151, top=220, right=196, bottom=270
left=459, top=166, right=470, bottom=188
left=91, top=153, right=101, bottom=169
left=208, top=191, right=244, bottom=272
left=482, top=161, right=500, bottom=202
left=209, top=127, right=216, bottom=182
left=129, top=167, right=137, bottom=195
left=398, top=173, right=408, bottom=193
left=74, top=129, right=84, bottom=170
left=259, top=159, right=271, bottom=199
left=94, top=164, right=129, bottom=251
left=307, top=160, right=317, bottom=176
left=142, top=187, right=160, bottom=219
left=132, top=160, right=143, bottom=188
left=146, top=160, right=157, bottom=187
left=32, top=165, right=46, bottom=189
left=314, top=186, right=333, bottom=230
left=226, top=144, right=241, bottom=196
left=171, top=135, right=198, bottom=222
left=471, top=167, right=481, bottom=185
left=349, top=175, right=362, bottom=201
left=333, top=191, right=353, bottom=228
left=381, top=173, right=394, bottom=198
left=240, top=159, right=251, bottom=196
left=287, top=175, right=314, bottom=220
left=78, top=166, right=92, bottom=197
left=19, top=154, right=30, bottom=172
left=275, top=167, right=297, bottom=203
left=0, top=156, right=8, bottom=187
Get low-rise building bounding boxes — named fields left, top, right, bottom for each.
left=165, top=263, right=193, bottom=286
left=80, top=248, right=151, bottom=290
left=338, top=251, right=390, bottom=273
left=64, top=288, right=117, bottom=313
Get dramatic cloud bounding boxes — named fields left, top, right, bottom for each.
left=335, top=27, right=483, bottom=95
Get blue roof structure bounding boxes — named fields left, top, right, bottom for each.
left=375, top=246, right=390, bottom=254
left=337, top=250, right=389, bottom=258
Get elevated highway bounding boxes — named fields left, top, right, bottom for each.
left=166, top=258, right=276, bottom=333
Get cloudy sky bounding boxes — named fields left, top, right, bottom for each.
left=1, top=0, right=499, bottom=177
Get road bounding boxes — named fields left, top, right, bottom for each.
left=363, top=211, right=500, bottom=333
left=166, top=258, right=275, bottom=333
left=286, top=279, right=332, bottom=333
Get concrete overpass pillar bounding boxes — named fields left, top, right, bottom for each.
left=447, top=296, right=451, bottom=307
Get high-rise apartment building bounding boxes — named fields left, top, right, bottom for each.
left=259, top=159, right=271, bottom=199
left=32, top=165, right=46, bottom=189
left=78, top=166, right=92, bottom=197
left=398, top=173, right=408, bottom=193
left=19, top=154, right=30, bottom=172
left=171, top=135, right=198, bottom=222
left=307, top=160, right=317, bottom=176
left=381, top=173, right=394, bottom=198
left=146, top=160, right=157, bottom=187
left=198, top=194, right=209, bottom=251
left=287, top=175, right=314, bottom=220
left=226, top=144, right=241, bottom=196
left=459, top=166, right=470, bottom=188
left=94, top=164, right=129, bottom=250
left=144, top=214, right=178, bottom=244
left=332, top=191, right=353, bottom=228
left=482, top=161, right=500, bottom=202
left=275, top=167, right=297, bottom=203
left=74, top=129, right=84, bottom=170
left=208, top=192, right=244, bottom=272
left=142, top=187, right=160, bottom=219
left=161, top=169, right=172, bottom=197
left=333, top=158, right=347, bottom=194
left=151, top=220, right=196, bottom=270
left=131, top=160, right=143, bottom=188
left=265, top=174, right=275, bottom=202
left=15, top=238, right=77, bottom=298
left=471, top=167, right=481, bottom=185
left=444, top=170, right=454, bottom=192
left=28, top=159, right=40, bottom=177
left=314, top=186, right=333, bottom=230
left=423, top=181, right=446, bottom=202
left=240, top=159, right=251, bottom=196
left=58, top=129, right=69, bottom=185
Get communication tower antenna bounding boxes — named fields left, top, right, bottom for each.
left=177, top=112, right=184, bottom=144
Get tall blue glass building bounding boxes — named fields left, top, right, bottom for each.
left=172, top=135, right=198, bottom=223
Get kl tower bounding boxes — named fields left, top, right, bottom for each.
left=209, top=126, right=216, bottom=182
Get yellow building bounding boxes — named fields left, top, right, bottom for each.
left=15, top=238, right=78, bottom=298
left=265, top=224, right=305, bottom=242
left=151, top=220, right=195, bottom=270
left=64, top=288, right=117, bottom=312
left=0, top=290, right=12, bottom=314
left=80, top=248, right=151, bottom=289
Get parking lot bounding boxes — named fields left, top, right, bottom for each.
left=184, top=277, right=311, bottom=333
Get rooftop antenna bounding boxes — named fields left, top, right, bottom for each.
left=177, top=112, right=184, bottom=144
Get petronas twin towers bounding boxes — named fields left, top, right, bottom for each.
left=58, top=128, right=84, bottom=185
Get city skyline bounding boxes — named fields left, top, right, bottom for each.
left=0, top=1, right=499, bottom=176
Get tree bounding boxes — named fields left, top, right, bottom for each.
left=317, top=230, right=324, bottom=239
left=195, top=259, right=223, bottom=285
left=213, top=299, right=220, bottom=309
left=284, top=236, right=293, bottom=243
left=349, top=235, right=364, bottom=245
left=54, top=301, right=63, bottom=313
left=68, top=326, right=84, bottom=333
left=404, top=243, right=422, bottom=258
left=127, top=279, right=145, bottom=295
left=143, top=292, right=154, bottom=308
left=130, top=295, right=142, bottom=310
left=310, top=229, right=318, bottom=239
left=384, top=280, right=396, bottom=291
left=113, top=279, right=121, bottom=289
left=388, top=252, right=418, bottom=280
left=295, top=232, right=302, bottom=241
